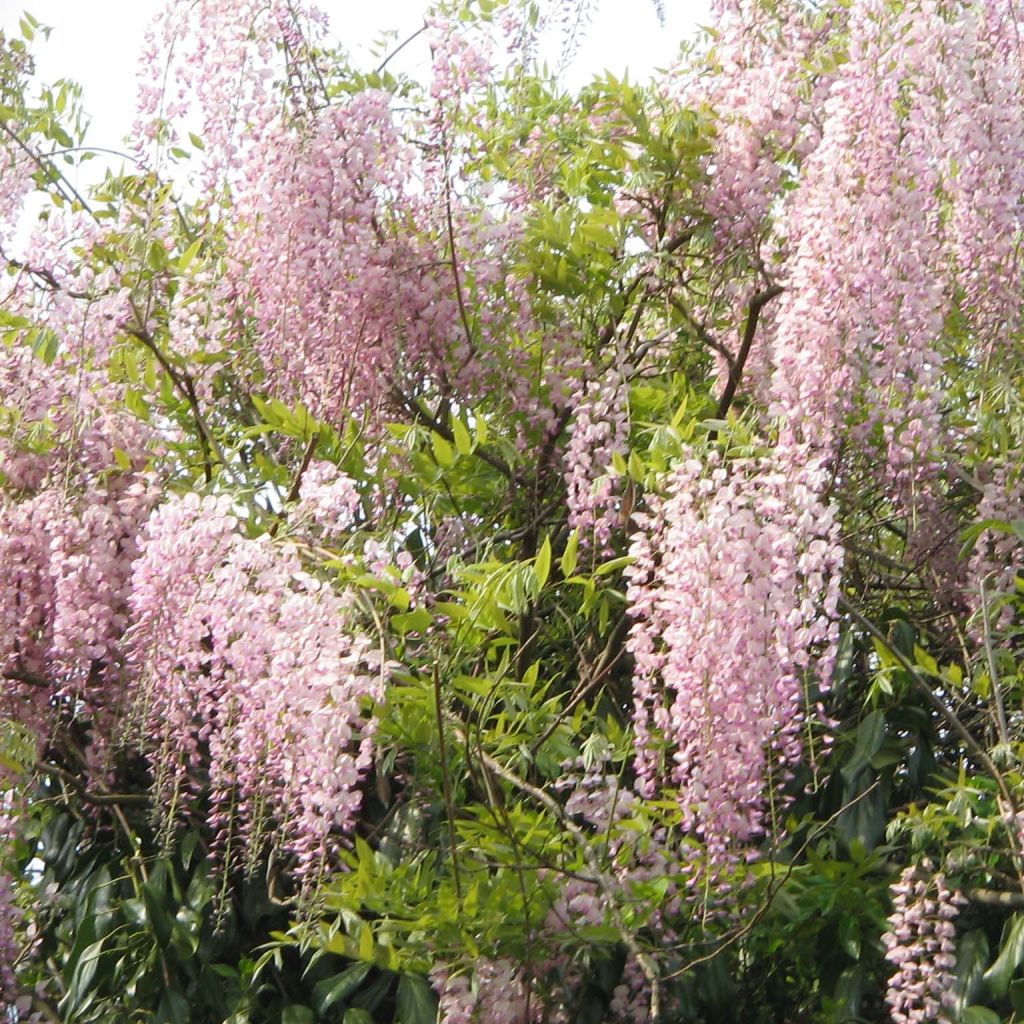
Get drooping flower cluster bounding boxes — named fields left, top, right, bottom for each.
left=431, top=959, right=531, bottom=1024
left=0, top=871, right=18, bottom=1010
left=969, top=465, right=1023, bottom=632
left=882, top=865, right=964, bottom=1024
left=626, top=450, right=841, bottom=860
left=691, top=0, right=1024, bottom=491
left=226, top=90, right=463, bottom=424
left=0, top=308, right=159, bottom=749
left=620, top=0, right=1024, bottom=864
left=126, top=493, right=385, bottom=875
left=564, top=367, right=629, bottom=553
left=684, top=1, right=833, bottom=251
left=295, top=460, right=361, bottom=535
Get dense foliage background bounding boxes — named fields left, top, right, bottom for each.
left=1, top=0, right=1023, bottom=1021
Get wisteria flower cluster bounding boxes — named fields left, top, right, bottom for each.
left=882, top=864, right=965, bottom=1024
left=127, top=493, right=385, bottom=877
left=563, top=367, right=629, bottom=554
left=626, top=449, right=840, bottom=863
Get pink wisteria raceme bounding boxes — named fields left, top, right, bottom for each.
left=626, top=450, right=840, bottom=862
left=563, top=367, right=629, bottom=553
left=127, top=493, right=385, bottom=877
left=685, top=0, right=832, bottom=251
left=0, top=287, right=158, bottom=750
left=431, top=958, right=531, bottom=1024
left=969, top=464, right=1024, bottom=631
left=695, top=0, right=1024, bottom=485
left=225, top=88, right=465, bottom=424
left=620, top=0, right=1024, bottom=862
left=296, top=459, right=361, bottom=535
left=882, top=865, right=964, bottom=1024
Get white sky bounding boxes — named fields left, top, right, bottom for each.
left=1, top=1, right=709, bottom=164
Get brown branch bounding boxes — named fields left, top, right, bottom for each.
left=390, top=384, right=516, bottom=481
left=0, top=119, right=93, bottom=215
left=440, top=124, right=475, bottom=364
left=285, top=432, right=320, bottom=505
left=660, top=227, right=696, bottom=255
left=965, top=888, right=1024, bottom=908
left=3, top=669, right=51, bottom=689
left=530, top=611, right=632, bottom=756
left=1, top=253, right=88, bottom=299
left=126, top=323, right=230, bottom=484
left=39, top=762, right=149, bottom=807
left=712, top=284, right=784, bottom=434
left=665, top=780, right=882, bottom=979
left=668, top=293, right=735, bottom=375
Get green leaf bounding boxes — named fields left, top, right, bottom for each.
left=984, top=913, right=1024, bottom=997
left=156, top=990, right=190, bottom=1024
left=432, top=432, right=455, bottom=467
left=452, top=417, right=472, bottom=455
left=396, top=973, right=437, bottom=1024
left=344, top=1011, right=375, bottom=1024
left=534, top=535, right=552, bottom=589
left=837, top=915, right=861, bottom=960
left=832, top=966, right=864, bottom=1020
left=177, top=238, right=202, bottom=273
left=125, top=387, right=151, bottom=420
left=913, top=644, right=938, bottom=676
left=60, top=938, right=106, bottom=1017
left=595, top=555, right=634, bottom=576
left=841, top=709, right=886, bottom=781
left=316, top=962, right=373, bottom=1014
left=961, top=1008, right=1002, bottom=1024
left=281, top=1007, right=315, bottom=1024
left=141, top=880, right=173, bottom=948
left=358, top=921, right=375, bottom=961
left=392, top=607, right=432, bottom=635
left=954, top=929, right=991, bottom=1015
left=560, top=529, right=579, bottom=578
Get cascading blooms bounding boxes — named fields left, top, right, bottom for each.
left=619, top=0, right=1024, bottom=865
left=882, top=866, right=965, bottom=1024
left=127, top=494, right=384, bottom=877
left=625, top=450, right=840, bottom=864
left=2, top=0, right=1024, bottom=1019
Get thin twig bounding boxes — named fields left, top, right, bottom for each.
left=979, top=576, right=1010, bottom=748
left=839, top=593, right=1023, bottom=886
left=665, top=779, right=882, bottom=978
left=454, top=721, right=663, bottom=1022
left=126, top=322, right=233, bottom=484
left=530, top=611, right=632, bottom=756
left=390, top=384, right=516, bottom=481
left=434, top=665, right=463, bottom=901
left=39, top=762, right=149, bottom=807
left=0, top=119, right=93, bottom=215
left=376, top=24, right=428, bottom=74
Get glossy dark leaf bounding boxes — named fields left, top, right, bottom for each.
left=315, top=961, right=373, bottom=1014
left=984, top=913, right=1024, bottom=997
left=396, top=973, right=437, bottom=1024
